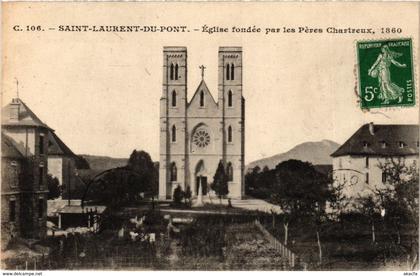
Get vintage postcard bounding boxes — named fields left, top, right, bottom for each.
left=1, top=2, right=419, bottom=273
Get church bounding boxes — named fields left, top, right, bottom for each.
left=159, top=47, right=245, bottom=200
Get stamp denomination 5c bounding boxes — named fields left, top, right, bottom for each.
left=357, top=38, right=415, bottom=109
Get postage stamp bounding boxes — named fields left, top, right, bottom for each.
left=357, top=38, right=415, bottom=109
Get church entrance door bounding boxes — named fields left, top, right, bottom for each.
left=196, top=176, right=208, bottom=196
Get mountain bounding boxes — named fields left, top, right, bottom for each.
left=246, top=140, right=340, bottom=171
left=79, top=154, right=129, bottom=171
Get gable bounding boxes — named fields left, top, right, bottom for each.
left=2, top=98, right=50, bottom=129
left=48, top=131, right=76, bottom=157
left=187, top=80, right=218, bottom=116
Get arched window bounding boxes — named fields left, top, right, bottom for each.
left=228, top=90, right=233, bottom=107
left=226, top=64, right=230, bottom=80
left=170, top=63, right=174, bottom=80
left=228, top=126, right=233, bottom=142
left=171, top=90, right=177, bottom=107
left=172, top=125, right=176, bottom=142
left=171, top=163, right=177, bottom=181
left=227, top=162, right=233, bottom=181
left=231, top=63, right=235, bottom=80
left=175, top=64, right=179, bottom=80
left=200, top=90, right=204, bottom=107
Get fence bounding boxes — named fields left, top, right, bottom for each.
left=8, top=253, right=163, bottom=270
left=9, top=255, right=47, bottom=270
left=254, top=219, right=307, bottom=270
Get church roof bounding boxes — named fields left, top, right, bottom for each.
left=188, top=80, right=218, bottom=107
left=331, top=123, right=419, bottom=157
left=2, top=98, right=51, bottom=129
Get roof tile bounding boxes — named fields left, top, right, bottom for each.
left=331, top=124, right=419, bottom=157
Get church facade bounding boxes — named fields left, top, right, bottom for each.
left=159, top=46, right=245, bottom=200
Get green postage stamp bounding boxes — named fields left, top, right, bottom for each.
left=357, top=38, right=415, bottom=109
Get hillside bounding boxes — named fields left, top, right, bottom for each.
left=246, top=140, right=340, bottom=171
left=80, top=154, right=128, bottom=171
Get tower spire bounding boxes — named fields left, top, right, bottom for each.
left=199, top=65, right=206, bottom=80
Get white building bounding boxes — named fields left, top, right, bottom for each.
left=331, top=123, right=419, bottom=208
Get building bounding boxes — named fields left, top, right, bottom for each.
left=331, top=123, right=419, bottom=207
left=1, top=98, right=49, bottom=245
left=47, top=130, right=78, bottom=191
left=159, top=47, right=245, bottom=199
left=1, top=133, right=25, bottom=246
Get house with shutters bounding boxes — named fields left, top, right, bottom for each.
left=1, top=98, right=49, bottom=247
left=331, top=122, right=419, bottom=208
left=1, top=98, right=80, bottom=247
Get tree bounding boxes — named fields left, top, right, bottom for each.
left=211, top=160, right=229, bottom=204
left=127, top=150, right=158, bottom=198
left=83, top=167, right=146, bottom=208
left=173, top=185, right=183, bottom=206
left=271, top=193, right=292, bottom=245
left=271, top=159, right=331, bottom=262
left=245, top=166, right=261, bottom=196
left=329, top=175, right=349, bottom=221
left=272, top=160, right=331, bottom=265
left=47, top=174, right=61, bottom=199
left=310, top=201, right=328, bottom=265
left=81, top=150, right=157, bottom=208
left=272, top=160, right=330, bottom=216
left=374, top=158, right=419, bottom=269
left=245, top=165, right=275, bottom=199
left=359, top=195, right=380, bottom=243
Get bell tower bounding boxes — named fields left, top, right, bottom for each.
left=218, top=47, right=244, bottom=198
left=159, top=47, right=188, bottom=200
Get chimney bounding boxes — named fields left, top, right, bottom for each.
left=368, top=122, right=375, bottom=135
left=9, top=98, right=20, bottom=121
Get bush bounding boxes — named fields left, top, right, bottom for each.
left=173, top=185, right=183, bottom=206
left=47, top=174, right=61, bottom=199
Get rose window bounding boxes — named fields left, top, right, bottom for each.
left=193, top=130, right=210, bottom=148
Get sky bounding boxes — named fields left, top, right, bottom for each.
left=2, top=2, right=419, bottom=163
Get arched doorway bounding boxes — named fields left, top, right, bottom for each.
left=195, top=160, right=208, bottom=196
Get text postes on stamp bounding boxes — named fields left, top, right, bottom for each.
left=357, top=38, right=415, bottom=109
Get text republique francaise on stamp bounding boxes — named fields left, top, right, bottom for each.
left=357, top=38, right=415, bottom=109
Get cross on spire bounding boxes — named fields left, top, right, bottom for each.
left=199, top=65, right=206, bottom=80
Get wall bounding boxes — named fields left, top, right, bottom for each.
left=48, top=156, right=63, bottom=184
left=3, top=127, right=49, bottom=241
left=1, top=157, right=22, bottom=249
left=332, top=154, right=418, bottom=209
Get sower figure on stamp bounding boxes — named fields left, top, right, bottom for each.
left=368, top=45, right=407, bottom=104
